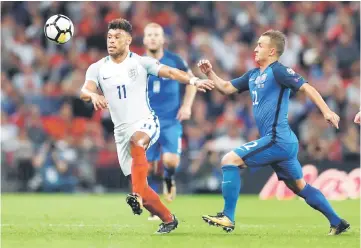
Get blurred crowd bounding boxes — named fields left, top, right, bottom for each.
left=1, top=2, right=360, bottom=193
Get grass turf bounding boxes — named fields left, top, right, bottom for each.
left=1, top=194, right=359, bottom=248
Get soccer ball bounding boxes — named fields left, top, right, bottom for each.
left=44, top=14, right=74, bottom=44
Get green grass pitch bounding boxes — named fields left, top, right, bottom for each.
left=1, top=194, right=360, bottom=248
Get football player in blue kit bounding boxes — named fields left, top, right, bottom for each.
left=143, top=23, right=197, bottom=218
left=198, top=30, right=350, bottom=235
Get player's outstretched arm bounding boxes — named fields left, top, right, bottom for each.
left=158, top=66, right=214, bottom=92
left=299, top=83, right=340, bottom=129
left=80, top=80, right=107, bottom=111
left=197, top=60, right=238, bottom=95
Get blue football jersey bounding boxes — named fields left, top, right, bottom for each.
left=147, top=50, right=189, bottom=122
left=231, top=61, right=307, bottom=143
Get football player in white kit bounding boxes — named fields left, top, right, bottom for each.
left=80, top=18, right=214, bottom=234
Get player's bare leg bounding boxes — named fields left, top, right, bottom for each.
left=127, top=131, right=178, bottom=234
left=162, top=153, right=179, bottom=202
left=284, top=179, right=350, bottom=235
left=202, top=151, right=243, bottom=233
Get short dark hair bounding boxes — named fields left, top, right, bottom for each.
left=108, top=18, right=132, bottom=35
left=261, top=30, right=286, bottom=56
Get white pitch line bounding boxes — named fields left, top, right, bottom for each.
left=238, top=224, right=327, bottom=228
left=1, top=223, right=327, bottom=228
left=1, top=224, right=136, bottom=228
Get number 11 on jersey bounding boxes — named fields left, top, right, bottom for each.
left=117, top=85, right=127, bottom=99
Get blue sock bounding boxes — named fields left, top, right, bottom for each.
left=222, top=165, right=241, bottom=223
left=298, top=184, right=341, bottom=226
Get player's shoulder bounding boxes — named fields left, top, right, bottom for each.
left=270, top=61, right=285, bottom=70
left=129, top=51, right=141, bottom=60
left=164, top=50, right=188, bottom=66
left=164, top=50, right=182, bottom=61
left=127, top=52, right=142, bottom=65
left=129, top=52, right=147, bottom=69
left=131, top=52, right=159, bottom=67
left=131, top=51, right=155, bottom=61
left=270, top=61, right=296, bottom=75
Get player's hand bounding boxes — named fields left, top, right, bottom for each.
left=177, top=105, right=192, bottom=121
left=194, top=79, right=214, bottom=92
left=197, top=59, right=213, bottom=76
left=354, top=111, right=361, bottom=124
left=324, top=111, right=340, bottom=129
left=91, top=93, right=108, bottom=111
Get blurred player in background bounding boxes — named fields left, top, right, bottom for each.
left=143, top=23, right=197, bottom=218
left=198, top=30, right=350, bottom=235
left=80, top=18, right=213, bottom=234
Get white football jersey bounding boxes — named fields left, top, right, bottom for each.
left=85, top=52, right=163, bottom=130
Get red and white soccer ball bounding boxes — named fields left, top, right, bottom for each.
left=44, top=14, right=74, bottom=44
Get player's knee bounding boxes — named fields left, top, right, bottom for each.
left=221, top=152, right=246, bottom=168
left=162, top=153, right=179, bottom=168
left=294, top=179, right=307, bottom=193
left=130, top=132, right=150, bottom=149
left=129, top=138, right=147, bottom=159
left=285, top=179, right=306, bottom=194
left=129, top=138, right=143, bottom=149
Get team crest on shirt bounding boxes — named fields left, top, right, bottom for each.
left=128, top=67, right=138, bottom=81
left=254, top=74, right=267, bottom=88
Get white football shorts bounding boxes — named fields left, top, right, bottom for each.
left=114, top=115, right=160, bottom=176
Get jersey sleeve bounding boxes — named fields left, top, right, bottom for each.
left=273, top=65, right=307, bottom=92
left=85, top=63, right=100, bottom=87
left=140, top=56, right=164, bottom=76
left=230, top=70, right=252, bottom=93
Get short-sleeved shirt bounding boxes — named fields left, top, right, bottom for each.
left=147, top=50, right=190, bottom=123
left=231, top=61, right=307, bottom=143
left=85, top=52, right=163, bottom=130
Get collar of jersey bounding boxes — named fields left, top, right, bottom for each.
left=259, top=60, right=278, bottom=74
